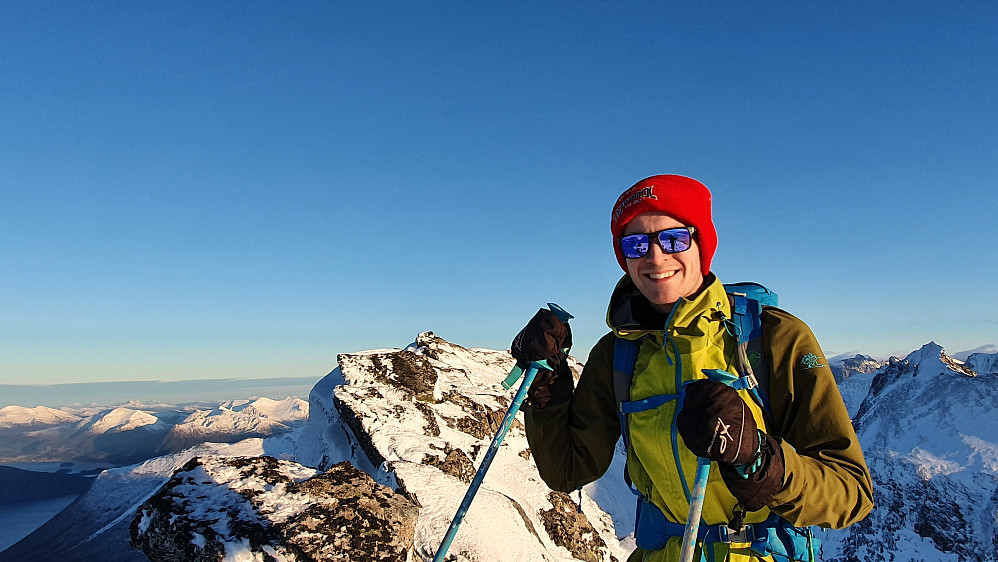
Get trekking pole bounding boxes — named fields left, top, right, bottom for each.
left=679, top=457, right=711, bottom=562
left=679, top=369, right=741, bottom=562
left=432, top=303, right=572, bottom=562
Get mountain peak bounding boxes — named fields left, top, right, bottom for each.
left=0, top=405, right=81, bottom=428
left=828, top=338, right=998, bottom=561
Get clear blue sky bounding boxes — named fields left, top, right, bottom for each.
left=2, top=2, right=996, bottom=386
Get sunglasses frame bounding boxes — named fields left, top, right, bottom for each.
left=618, top=226, right=696, bottom=259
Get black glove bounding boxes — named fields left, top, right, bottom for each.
left=676, top=380, right=760, bottom=464
left=677, top=380, right=785, bottom=511
left=511, top=308, right=572, bottom=362
left=511, top=308, right=573, bottom=409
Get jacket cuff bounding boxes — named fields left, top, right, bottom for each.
left=719, top=433, right=785, bottom=512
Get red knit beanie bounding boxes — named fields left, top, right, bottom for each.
left=610, top=175, right=716, bottom=276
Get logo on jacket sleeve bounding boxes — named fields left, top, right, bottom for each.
left=800, top=353, right=827, bottom=369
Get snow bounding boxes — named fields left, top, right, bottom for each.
left=80, top=439, right=274, bottom=544
left=311, top=335, right=628, bottom=561
left=6, top=334, right=997, bottom=561
left=836, top=369, right=877, bottom=417
left=223, top=538, right=261, bottom=562
left=0, top=405, right=80, bottom=428
left=821, top=343, right=998, bottom=560
left=88, top=407, right=159, bottom=433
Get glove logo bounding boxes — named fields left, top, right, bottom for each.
left=710, top=418, right=734, bottom=455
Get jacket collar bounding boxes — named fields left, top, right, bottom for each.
left=607, top=273, right=730, bottom=339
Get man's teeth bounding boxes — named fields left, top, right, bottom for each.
left=649, top=271, right=677, bottom=280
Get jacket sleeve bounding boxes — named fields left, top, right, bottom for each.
left=762, top=308, right=875, bottom=529
left=523, top=332, right=622, bottom=492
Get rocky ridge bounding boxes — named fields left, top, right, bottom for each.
left=131, top=332, right=625, bottom=561
left=131, top=457, right=418, bottom=561
left=828, top=353, right=886, bottom=383
left=819, top=343, right=998, bottom=561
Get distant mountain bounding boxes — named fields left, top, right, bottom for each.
left=0, top=397, right=307, bottom=466
left=819, top=342, right=998, bottom=561
left=160, top=397, right=307, bottom=451
left=0, top=405, right=81, bottom=428
left=966, top=351, right=998, bottom=375
left=82, top=407, right=162, bottom=434
left=6, top=334, right=998, bottom=561
left=951, top=344, right=998, bottom=362
left=827, top=353, right=887, bottom=383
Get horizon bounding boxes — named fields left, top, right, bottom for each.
left=3, top=3, right=996, bottom=386
left=0, top=375, right=318, bottom=409
left=3, top=339, right=996, bottom=410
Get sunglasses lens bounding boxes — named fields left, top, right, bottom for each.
left=657, top=229, right=692, bottom=253
left=620, top=234, right=650, bottom=259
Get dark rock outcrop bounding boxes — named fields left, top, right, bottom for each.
left=131, top=457, right=418, bottom=562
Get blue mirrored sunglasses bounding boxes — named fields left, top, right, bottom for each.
left=619, top=227, right=696, bottom=259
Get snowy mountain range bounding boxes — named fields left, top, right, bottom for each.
left=820, top=342, right=998, bottom=561
left=2, top=334, right=997, bottom=561
left=0, top=397, right=307, bottom=466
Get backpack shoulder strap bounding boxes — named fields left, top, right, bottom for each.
left=612, top=337, right=640, bottom=408
left=611, top=337, right=643, bottom=495
left=723, top=283, right=777, bottom=417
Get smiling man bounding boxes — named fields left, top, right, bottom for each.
left=512, top=175, right=873, bottom=562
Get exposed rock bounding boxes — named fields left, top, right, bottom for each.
left=540, top=492, right=617, bottom=562
left=10, top=332, right=624, bottom=562
left=423, top=444, right=476, bottom=484
left=130, top=457, right=418, bottom=562
left=332, top=332, right=624, bottom=561
left=829, top=354, right=886, bottom=383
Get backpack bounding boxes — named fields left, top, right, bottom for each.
left=612, top=283, right=818, bottom=562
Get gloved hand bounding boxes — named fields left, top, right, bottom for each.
left=676, top=380, right=785, bottom=511
left=511, top=308, right=573, bottom=409
left=676, top=380, right=759, bottom=464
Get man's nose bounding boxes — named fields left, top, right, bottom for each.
left=644, top=241, right=672, bottom=260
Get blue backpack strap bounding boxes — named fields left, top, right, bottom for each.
left=612, top=337, right=640, bottom=432
left=612, top=337, right=642, bottom=495
left=723, top=284, right=776, bottom=417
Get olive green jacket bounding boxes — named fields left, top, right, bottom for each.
left=524, top=275, right=873, bottom=533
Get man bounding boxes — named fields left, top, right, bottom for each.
left=513, top=175, right=872, bottom=561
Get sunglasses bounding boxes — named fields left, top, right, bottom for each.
left=618, top=227, right=696, bottom=259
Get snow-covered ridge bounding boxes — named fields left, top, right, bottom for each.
left=304, top=331, right=626, bottom=561
left=821, top=342, right=998, bottom=561
left=0, top=397, right=308, bottom=465
left=6, top=335, right=997, bottom=561
left=0, top=405, right=81, bottom=428
left=85, top=407, right=160, bottom=434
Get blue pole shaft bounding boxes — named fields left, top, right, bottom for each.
left=679, top=457, right=711, bottom=562
left=432, top=362, right=545, bottom=562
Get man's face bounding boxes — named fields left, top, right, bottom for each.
left=622, top=212, right=704, bottom=314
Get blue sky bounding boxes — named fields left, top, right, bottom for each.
left=2, top=2, right=996, bottom=386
